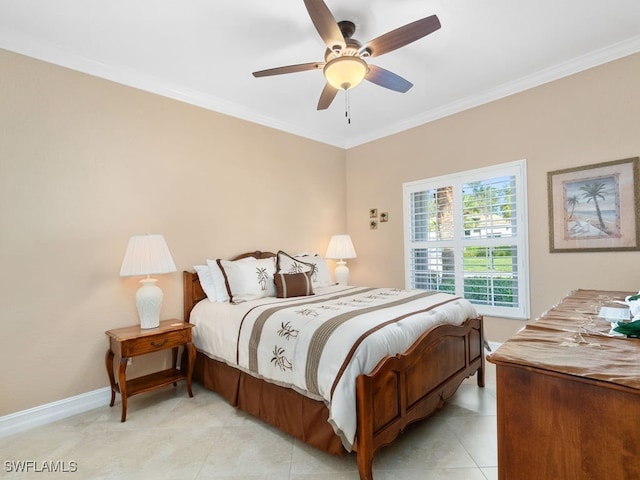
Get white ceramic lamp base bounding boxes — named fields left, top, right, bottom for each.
left=136, top=278, right=163, bottom=329
left=334, top=260, right=350, bottom=286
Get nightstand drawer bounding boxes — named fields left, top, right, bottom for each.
left=119, top=329, right=191, bottom=357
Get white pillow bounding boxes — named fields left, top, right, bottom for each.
left=194, top=265, right=216, bottom=302
left=206, top=257, right=258, bottom=303
left=206, top=259, right=233, bottom=303
left=294, top=254, right=333, bottom=288
left=217, top=257, right=277, bottom=302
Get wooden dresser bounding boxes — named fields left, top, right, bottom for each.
left=488, top=289, right=640, bottom=480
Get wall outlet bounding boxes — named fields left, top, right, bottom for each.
left=127, top=358, right=132, bottom=366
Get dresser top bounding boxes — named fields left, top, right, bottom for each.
left=488, top=289, right=640, bottom=391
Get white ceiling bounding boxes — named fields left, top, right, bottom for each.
left=1, top=0, right=639, bottom=148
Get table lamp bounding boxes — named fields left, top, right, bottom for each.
left=120, top=234, right=177, bottom=329
left=325, top=234, right=357, bottom=286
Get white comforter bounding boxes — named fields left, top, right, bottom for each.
left=189, top=285, right=477, bottom=450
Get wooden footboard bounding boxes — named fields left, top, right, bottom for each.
left=354, top=316, right=484, bottom=480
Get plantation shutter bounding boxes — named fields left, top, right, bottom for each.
left=403, top=160, right=529, bottom=319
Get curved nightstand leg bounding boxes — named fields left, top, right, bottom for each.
left=105, top=349, right=116, bottom=407
left=118, top=357, right=129, bottom=422
left=185, top=342, right=195, bottom=398
left=172, top=347, right=179, bottom=387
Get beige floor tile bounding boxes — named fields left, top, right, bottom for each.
left=1, top=365, right=497, bottom=479
left=438, top=386, right=496, bottom=418
left=289, top=474, right=360, bottom=480
left=375, top=467, right=491, bottom=480
left=481, top=466, right=499, bottom=480
left=445, top=415, right=497, bottom=468
left=289, top=440, right=358, bottom=476
left=197, top=424, right=294, bottom=478
left=372, top=417, right=478, bottom=471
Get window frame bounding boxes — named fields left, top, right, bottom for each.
left=403, top=159, right=530, bottom=320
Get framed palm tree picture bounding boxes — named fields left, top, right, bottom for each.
left=548, top=157, right=640, bottom=252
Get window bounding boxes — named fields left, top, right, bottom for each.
left=403, top=160, right=529, bottom=319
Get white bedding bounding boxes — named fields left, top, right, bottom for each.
left=189, top=285, right=478, bottom=450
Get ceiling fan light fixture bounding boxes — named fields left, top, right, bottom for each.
left=323, top=56, right=368, bottom=90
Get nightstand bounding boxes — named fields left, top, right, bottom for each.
left=105, top=319, right=195, bottom=422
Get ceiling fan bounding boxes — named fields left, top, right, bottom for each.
left=252, top=0, right=441, bottom=111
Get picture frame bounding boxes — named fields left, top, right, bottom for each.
left=547, top=157, right=640, bottom=252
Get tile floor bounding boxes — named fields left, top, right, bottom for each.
left=0, top=363, right=497, bottom=479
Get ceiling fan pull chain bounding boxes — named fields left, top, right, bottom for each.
left=345, top=89, right=351, bottom=124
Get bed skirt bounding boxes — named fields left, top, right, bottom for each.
left=193, top=351, right=345, bottom=456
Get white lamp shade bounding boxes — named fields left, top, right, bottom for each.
left=325, top=234, right=357, bottom=260
left=325, top=234, right=357, bottom=286
left=120, top=234, right=177, bottom=277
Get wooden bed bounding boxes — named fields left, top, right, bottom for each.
left=183, top=251, right=485, bottom=480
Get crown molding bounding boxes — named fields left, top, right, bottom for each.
left=2, top=27, right=639, bottom=150
left=343, top=35, right=640, bottom=148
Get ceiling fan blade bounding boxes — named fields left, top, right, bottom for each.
left=252, top=62, right=323, bottom=77
left=304, top=0, right=346, bottom=52
left=365, top=65, right=413, bottom=93
left=317, top=83, right=339, bottom=110
left=363, top=15, right=441, bottom=58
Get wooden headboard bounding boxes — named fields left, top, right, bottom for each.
left=183, top=251, right=276, bottom=322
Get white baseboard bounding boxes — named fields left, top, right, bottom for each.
left=0, top=387, right=111, bottom=438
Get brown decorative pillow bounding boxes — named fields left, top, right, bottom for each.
left=274, top=271, right=314, bottom=298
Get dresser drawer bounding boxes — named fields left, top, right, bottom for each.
left=118, top=328, right=191, bottom=357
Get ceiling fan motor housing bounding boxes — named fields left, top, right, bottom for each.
left=325, top=40, right=362, bottom=62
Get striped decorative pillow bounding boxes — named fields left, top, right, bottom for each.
left=274, top=271, right=314, bottom=298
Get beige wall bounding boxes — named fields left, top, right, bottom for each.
left=2, top=47, right=639, bottom=417
left=346, top=53, right=640, bottom=343
left=0, top=49, right=346, bottom=416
